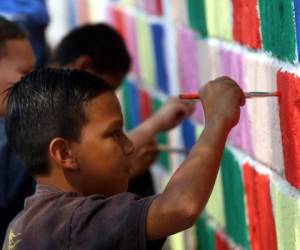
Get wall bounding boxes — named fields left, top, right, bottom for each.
left=47, top=0, right=300, bottom=249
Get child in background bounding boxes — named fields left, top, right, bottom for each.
left=3, top=68, right=244, bottom=249
left=51, top=23, right=195, bottom=197
left=0, top=0, right=50, bottom=67
left=0, top=16, right=36, bottom=246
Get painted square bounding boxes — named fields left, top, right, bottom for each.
left=259, top=0, right=297, bottom=62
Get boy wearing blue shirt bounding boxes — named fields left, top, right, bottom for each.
left=0, top=16, right=36, bottom=246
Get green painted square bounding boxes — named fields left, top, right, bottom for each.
left=259, top=0, right=297, bottom=62
left=221, top=148, right=250, bottom=249
left=195, top=215, right=216, bottom=250
left=152, top=97, right=170, bottom=171
left=187, top=0, right=208, bottom=37
left=156, top=133, right=170, bottom=171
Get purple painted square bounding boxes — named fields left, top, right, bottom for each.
left=220, top=47, right=253, bottom=155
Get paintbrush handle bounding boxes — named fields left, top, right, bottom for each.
left=245, top=91, right=280, bottom=98
left=179, top=91, right=279, bottom=100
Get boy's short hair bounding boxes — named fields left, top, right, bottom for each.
left=5, top=68, right=113, bottom=176
left=52, top=23, right=131, bottom=76
left=0, top=16, right=26, bottom=56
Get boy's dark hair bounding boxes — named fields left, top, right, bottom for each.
left=5, top=68, right=113, bottom=176
left=52, top=23, right=131, bottom=76
left=0, top=16, right=26, bottom=56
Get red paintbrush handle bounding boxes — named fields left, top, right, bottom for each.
left=179, top=91, right=280, bottom=100
left=179, top=93, right=200, bottom=99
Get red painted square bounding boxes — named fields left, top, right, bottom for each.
left=232, top=0, right=262, bottom=49
left=243, top=163, right=277, bottom=250
left=277, top=71, right=300, bottom=189
left=155, top=0, right=163, bottom=16
left=106, top=6, right=127, bottom=40
left=122, top=13, right=140, bottom=77
left=139, top=90, right=152, bottom=121
left=215, top=232, right=231, bottom=250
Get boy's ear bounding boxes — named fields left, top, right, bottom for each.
left=69, top=55, right=94, bottom=72
left=49, top=138, right=79, bottom=171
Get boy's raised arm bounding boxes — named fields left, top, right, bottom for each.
left=146, top=76, right=245, bottom=240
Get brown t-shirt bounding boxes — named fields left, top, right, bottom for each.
left=2, top=185, right=165, bottom=250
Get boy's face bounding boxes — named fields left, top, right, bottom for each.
left=0, top=39, right=36, bottom=116
left=69, top=92, right=134, bottom=196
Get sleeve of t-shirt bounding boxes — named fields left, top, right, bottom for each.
left=68, top=192, right=165, bottom=250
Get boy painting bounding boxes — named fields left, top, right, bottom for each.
left=3, top=68, right=244, bottom=249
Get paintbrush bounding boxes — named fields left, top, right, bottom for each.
left=179, top=91, right=280, bottom=100
left=158, top=144, right=189, bottom=154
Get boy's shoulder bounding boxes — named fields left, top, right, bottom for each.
left=3, top=185, right=165, bottom=250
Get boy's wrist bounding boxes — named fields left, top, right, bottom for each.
left=205, top=116, right=232, bottom=134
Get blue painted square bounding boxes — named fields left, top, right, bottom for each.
left=181, top=120, right=196, bottom=151
left=294, top=0, right=300, bottom=61
left=151, top=23, right=169, bottom=94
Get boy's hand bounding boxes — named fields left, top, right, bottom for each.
left=200, top=76, right=245, bottom=130
left=129, top=140, right=158, bottom=179
left=152, top=98, right=195, bottom=132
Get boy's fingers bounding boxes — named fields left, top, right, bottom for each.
left=230, top=82, right=245, bottom=106
left=213, top=76, right=232, bottom=82
left=217, top=77, right=246, bottom=106
left=199, top=77, right=246, bottom=108
left=172, top=101, right=194, bottom=118
left=180, top=100, right=196, bottom=111
left=147, top=144, right=159, bottom=153
left=239, top=91, right=246, bottom=106
left=143, top=141, right=159, bottom=152
left=182, top=104, right=195, bottom=117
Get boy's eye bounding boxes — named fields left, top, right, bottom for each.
left=111, top=130, right=122, bottom=138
